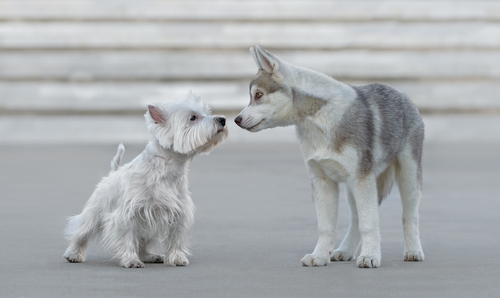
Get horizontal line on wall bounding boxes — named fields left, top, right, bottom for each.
left=1, top=46, right=500, bottom=52
left=1, top=18, right=500, bottom=23
left=1, top=77, right=500, bottom=83
left=3, top=107, right=500, bottom=117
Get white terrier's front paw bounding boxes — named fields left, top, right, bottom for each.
left=122, top=259, right=145, bottom=268
left=330, top=249, right=354, bottom=262
left=165, top=252, right=189, bottom=266
left=404, top=250, right=424, bottom=262
left=142, top=254, right=164, bottom=263
left=356, top=255, right=381, bottom=268
left=301, top=253, right=329, bottom=267
left=63, top=251, right=85, bottom=263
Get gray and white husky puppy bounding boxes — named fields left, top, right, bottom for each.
left=235, top=45, right=424, bottom=268
left=64, top=93, right=228, bottom=268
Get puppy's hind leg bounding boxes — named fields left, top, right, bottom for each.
left=331, top=190, right=360, bottom=262
left=396, top=147, right=425, bottom=262
left=350, top=176, right=381, bottom=268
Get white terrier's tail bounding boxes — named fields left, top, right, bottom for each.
left=110, top=143, right=125, bottom=171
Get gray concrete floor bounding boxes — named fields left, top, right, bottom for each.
left=1, top=141, right=499, bottom=297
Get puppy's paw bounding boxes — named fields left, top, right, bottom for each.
left=330, top=249, right=354, bottom=262
left=63, top=251, right=85, bottom=263
left=356, top=255, right=380, bottom=268
left=300, top=253, right=329, bottom=267
left=142, top=254, right=164, bottom=263
left=122, top=259, right=145, bottom=268
left=165, top=252, right=189, bottom=267
left=404, top=250, right=424, bottom=262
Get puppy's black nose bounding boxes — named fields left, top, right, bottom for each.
left=234, top=116, right=242, bottom=125
left=217, top=117, right=226, bottom=127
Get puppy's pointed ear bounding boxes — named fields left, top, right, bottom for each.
left=250, top=46, right=262, bottom=69
left=254, top=45, right=285, bottom=82
left=147, top=104, right=167, bottom=125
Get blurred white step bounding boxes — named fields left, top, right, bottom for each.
left=0, top=114, right=297, bottom=144
left=2, top=50, right=500, bottom=81
left=2, top=81, right=500, bottom=114
left=1, top=0, right=499, bottom=22
left=1, top=114, right=500, bottom=144
left=0, top=82, right=249, bottom=113
left=1, top=21, right=499, bottom=50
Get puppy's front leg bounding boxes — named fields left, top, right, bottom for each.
left=301, top=175, right=339, bottom=267
left=349, top=177, right=381, bottom=268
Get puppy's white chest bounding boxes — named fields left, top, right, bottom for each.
left=307, top=154, right=350, bottom=183
left=319, top=158, right=350, bottom=182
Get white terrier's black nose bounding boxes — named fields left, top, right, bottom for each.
left=234, top=116, right=242, bottom=125
left=217, top=117, right=226, bottom=127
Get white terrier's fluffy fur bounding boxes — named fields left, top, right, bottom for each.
left=63, top=93, right=228, bottom=268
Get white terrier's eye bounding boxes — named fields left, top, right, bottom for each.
left=255, top=92, right=263, bottom=99
left=190, top=115, right=197, bottom=121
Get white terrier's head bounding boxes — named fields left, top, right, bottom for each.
left=145, top=93, right=228, bottom=155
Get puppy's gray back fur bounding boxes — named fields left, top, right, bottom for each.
left=333, top=83, right=424, bottom=182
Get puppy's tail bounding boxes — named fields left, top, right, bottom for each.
left=110, top=143, right=125, bottom=172
left=377, top=161, right=396, bottom=205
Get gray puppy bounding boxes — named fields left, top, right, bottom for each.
left=235, top=45, right=424, bottom=268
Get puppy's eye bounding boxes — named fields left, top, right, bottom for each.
left=190, top=115, right=197, bottom=121
left=255, top=92, right=263, bottom=99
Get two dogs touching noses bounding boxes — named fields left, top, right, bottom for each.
left=64, top=45, right=424, bottom=269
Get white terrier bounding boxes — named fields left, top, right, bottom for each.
left=63, top=94, right=228, bottom=268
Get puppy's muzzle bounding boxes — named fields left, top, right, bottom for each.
left=234, top=116, right=242, bottom=127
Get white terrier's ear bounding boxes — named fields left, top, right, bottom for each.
left=254, top=45, right=285, bottom=82
left=147, top=104, right=166, bottom=124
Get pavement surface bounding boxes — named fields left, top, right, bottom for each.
left=1, top=140, right=499, bottom=298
